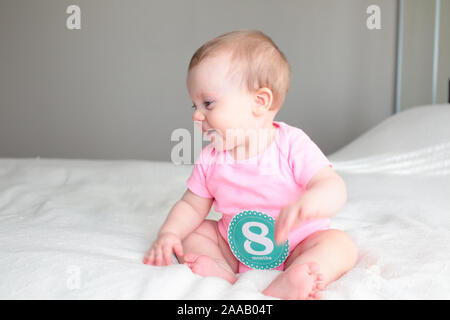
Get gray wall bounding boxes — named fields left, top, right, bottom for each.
left=401, top=0, right=450, bottom=110
left=0, top=0, right=397, bottom=161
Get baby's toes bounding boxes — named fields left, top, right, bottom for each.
left=315, top=272, right=325, bottom=283
left=183, top=253, right=203, bottom=268
left=307, top=262, right=320, bottom=274
left=309, top=291, right=322, bottom=300
left=317, top=282, right=326, bottom=290
left=183, top=253, right=195, bottom=264
left=313, top=273, right=326, bottom=290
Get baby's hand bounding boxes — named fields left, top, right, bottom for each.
left=143, top=231, right=184, bottom=266
left=274, top=191, right=322, bottom=244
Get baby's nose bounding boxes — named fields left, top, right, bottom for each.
left=192, top=109, right=205, bottom=121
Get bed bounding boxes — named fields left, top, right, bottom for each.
left=1, top=104, right=449, bottom=299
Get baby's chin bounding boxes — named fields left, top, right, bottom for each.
left=208, top=135, right=235, bottom=152
left=209, top=138, right=227, bottom=151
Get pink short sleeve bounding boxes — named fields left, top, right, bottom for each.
left=186, top=145, right=214, bottom=199
left=289, top=129, right=332, bottom=188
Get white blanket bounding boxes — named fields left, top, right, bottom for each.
left=1, top=104, right=449, bottom=299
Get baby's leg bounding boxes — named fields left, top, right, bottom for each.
left=263, top=229, right=358, bottom=299
left=178, top=220, right=239, bottom=284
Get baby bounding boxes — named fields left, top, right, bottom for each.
left=143, top=30, right=358, bottom=300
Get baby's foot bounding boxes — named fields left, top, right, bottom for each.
left=183, top=253, right=237, bottom=284
left=262, top=263, right=325, bottom=300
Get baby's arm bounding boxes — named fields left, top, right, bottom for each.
left=302, top=166, right=347, bottom=218
left=143, top=189, right=213, bottom=266
left=275, top=166, right=347, bottom=244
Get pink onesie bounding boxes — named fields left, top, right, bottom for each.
left=186, top=121, right=332, bottom=273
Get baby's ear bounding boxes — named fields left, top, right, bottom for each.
left=252, top=87, right=273, bottom=116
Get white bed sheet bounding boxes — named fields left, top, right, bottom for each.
left=1, top=104, right=449, bottom=299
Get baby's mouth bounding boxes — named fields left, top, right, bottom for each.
left=205, top=129, right=217, bottom=140
left=193, top=121, right=217, bottom=136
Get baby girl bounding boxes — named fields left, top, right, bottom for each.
left=143, top=30, right=358, bottom=300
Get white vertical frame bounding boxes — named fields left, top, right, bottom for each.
left=395, top=0, right=404, bottom=114
left=432, top=0, right=441, bottom=104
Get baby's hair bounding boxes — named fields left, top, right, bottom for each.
left=188, top=30, right=291, bottom=110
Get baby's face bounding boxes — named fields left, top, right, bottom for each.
left=187, top=52, right=258, bottom=151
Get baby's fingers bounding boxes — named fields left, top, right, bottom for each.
left=143, top=249, right=155, bottom=265
left=274, top=213, right=286, bottom=244
left=173, top=243, right=184, bottom=258
left=275, top=212, right=292, bottom=244
left=163, top=245, right=173, bottom=266
left=154, top=247, right=164, bottom=266
left=163, top=242, right=184, bottom=265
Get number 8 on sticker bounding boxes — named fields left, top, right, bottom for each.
left=227, top=211, right=289, bottom=270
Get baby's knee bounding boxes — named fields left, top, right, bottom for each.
left=182, top=220, right=219, bottom=247
left=194, top=219, right=218, bottom=234
left=327, top=229, right=358, bottom=265
left=321, top=229, right=358, bottom=267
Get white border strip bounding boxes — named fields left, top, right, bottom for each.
left=395, top=0, right=404, bottom=114
left=432, top=0, right=441, bottom=104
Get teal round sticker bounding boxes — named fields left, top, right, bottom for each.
left=227, top=210, right=289, bottom=270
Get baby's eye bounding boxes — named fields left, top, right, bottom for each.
left=204, top=101, right=213, bottom=109
left=191, top=101, right=213, bottom=111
